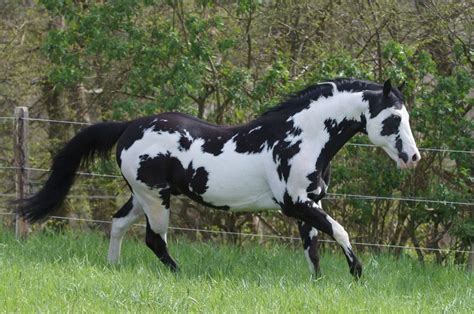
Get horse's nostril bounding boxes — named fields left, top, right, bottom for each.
left=412, top=154, right=419, bottom=162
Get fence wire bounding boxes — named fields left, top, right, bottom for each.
left=0, top=166, right=121, bottom=178
left=0, top=211, right=472, bottom=254
left=1, top=114, right=473, bottom=254
left=0, top=166, right=472, bottom=206
left=0, top=115, right=472, bottom=154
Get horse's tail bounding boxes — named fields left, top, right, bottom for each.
left=17, top=121, right=131, bottom=223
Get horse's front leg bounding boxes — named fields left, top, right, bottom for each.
left=297, top=220, right=321, bottom=277
left=284, top=199, right=362, bottom=278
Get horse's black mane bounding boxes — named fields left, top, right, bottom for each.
left=261, top=78, right=403, bottom=117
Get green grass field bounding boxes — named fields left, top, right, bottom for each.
left=0, top=228, right=472, bottom=313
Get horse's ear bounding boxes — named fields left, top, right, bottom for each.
left=398, top=81, right=406, bottom=92
left=383, top=79, right=392, bottom=96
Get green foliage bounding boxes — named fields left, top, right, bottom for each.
left=35, top=0, right=474, bottom=256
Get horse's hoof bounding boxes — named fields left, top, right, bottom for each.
left=310, top=271, right=322, bottom=281
left=169, top=264, right=179, bottom=273
left=350, top=262, right=363, bottom=279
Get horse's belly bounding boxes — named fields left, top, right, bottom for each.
left=192, top=151, right=278, bottom=211
left=200, top=177, right=278, bottom=211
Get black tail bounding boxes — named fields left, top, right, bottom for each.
left=18, top=121, right=131, bottom=223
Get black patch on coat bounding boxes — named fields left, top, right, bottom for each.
left=380, top=115, right=401, bottom=136
left=178, top=135, right=192, bottom=151
left=136, top=153, right=171, bottom=190
left=116, top=117, right=152, bottom=153
left=234, top=127, right=267, bottom=154
left=188, top=163, right=209, bottom=195
left=306, top=164, right=331, bottom=202
left=201, top=135, right=231, bottom=156
left=302, top=118, right=364, bottom=202
left=136, top=152, right=228, bottom=210
left=315, top=118, right=365, bottom=172
left=362, top=90, right=403, bottom=118
left=394, top=135, right=408, bottom=163
left=395, top=135, right=403, bottom=153
left=398, top=152, right=409, bottom=163
left=273, top=139, right=302, bottom=182
left=159, top=188, right=171, bottom=208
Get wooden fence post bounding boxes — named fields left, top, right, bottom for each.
left=14, top=107, right=29, bottom=238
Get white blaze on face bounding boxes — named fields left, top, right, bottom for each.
left=398, top=106, right=420, bottom=167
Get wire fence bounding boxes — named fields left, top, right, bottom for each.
left=1, top=114, right=473, bottom=207
left=0, top=165, right=122, bottom=178
left=0, top=115, right=473, bottom=154
left=0, top=182, right=472, bottom=206
left=1, top=113, right=473, bottom=257
left=0, top=211, right=472, bottom=254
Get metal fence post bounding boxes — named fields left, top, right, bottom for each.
left=14, top=107, right=29, bottom=238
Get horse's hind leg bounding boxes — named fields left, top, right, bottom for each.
left=136, top=189, right=178, bottom=272
left=297, top=220, right=321, bottom=277
left=145, top=219, right=178, bottom=271
left=108, top=196, right=143, bottom=263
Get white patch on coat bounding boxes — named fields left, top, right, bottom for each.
left=327, top=215, right=353, bottom=262
left=309, top=227, right=318, bottom=239
left=248, top=126, right=262, bottom=134
left=317, top=81, right=338, bottom=92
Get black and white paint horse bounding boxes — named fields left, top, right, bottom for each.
left=20, top=78, right=420, bottom=278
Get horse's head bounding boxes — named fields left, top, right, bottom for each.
left=363, top=80, right=420, bottom=169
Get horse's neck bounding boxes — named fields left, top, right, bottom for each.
left=288, top=91, right=367, bottom=167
